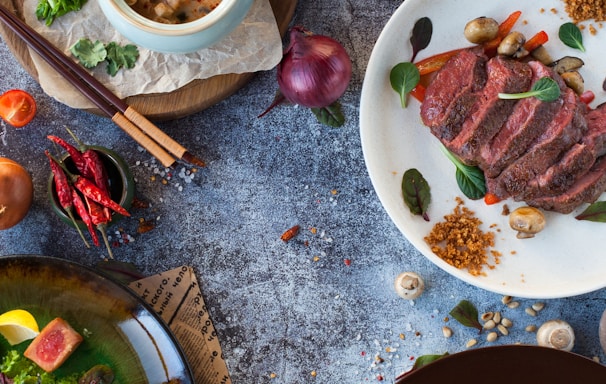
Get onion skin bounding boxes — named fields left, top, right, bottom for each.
left=0, top=157, right=33, bottom=230
left=277, top=26, right=352, bottom=108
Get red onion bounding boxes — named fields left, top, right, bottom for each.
left=277, top=26, right=352, bottom=109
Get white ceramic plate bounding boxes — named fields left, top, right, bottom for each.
left=360, top=0, right=606, bottom=299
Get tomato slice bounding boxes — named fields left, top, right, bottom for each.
left=0, top=89, right=37, bottom=128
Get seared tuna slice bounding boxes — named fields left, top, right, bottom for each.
left=421, top=48, right=488, bottom=141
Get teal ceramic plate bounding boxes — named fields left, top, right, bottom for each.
left=396, top=345, right=606, bottom=383
left=0, top=255, right=194, bottom=383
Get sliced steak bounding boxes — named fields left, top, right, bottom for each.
left=521, top=143, right=595, bottom=200
left=528, top=155, right=606, bottom=214
left=582, top=104, right=606, bottom=158
left=420, top=48, right=488, bottom=141
left=486, top=88, right=587, bottom=199
left=445, top=56, right=533, bottom=164
left=479, top=61, right=562, bottom=178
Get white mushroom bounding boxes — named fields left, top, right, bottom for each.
left=509, top=206, right=546, bottom=239
left=536, top=319, right=575, bottom=351
left=394, top=272, right=425, bottom=300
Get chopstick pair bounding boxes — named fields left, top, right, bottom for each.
left=0, top=4, right=204, bottom=168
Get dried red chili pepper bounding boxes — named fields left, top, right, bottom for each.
left=71, top=189, right=99, bottom=246
left=82, top=149, right=111, bottom=220
left=47, top=135, right=90, bottom=178
left=45, top=151, right=90, bottom=247
left=84, top=195, right=114, bottom=259
left=74, top=176, right=130, bottom=217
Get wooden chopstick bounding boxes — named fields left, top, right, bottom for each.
left=0, top=4, right=205, bottom=168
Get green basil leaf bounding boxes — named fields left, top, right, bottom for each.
left=575, top=201, right=606, bottom=222
left=311, top=101, right=345, bottom=127
left=410, top=17, right=433, bottom=62
left=558, top=22, right=586, bottom=52
left=402, top=168, right=431, bottom=221
left=390, top=62, right=420, bottom=108
left=449, top=300, right=482, bottom=331
left=498, top=77, right=561, bottom=102
left=440, top=145, right=486, bottom=200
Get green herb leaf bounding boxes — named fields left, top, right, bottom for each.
left=35, top=0, right=87, bottom=26
left=411, top=353, right=449, bottom=371
left=402, top=168, right=431, bottom=221
left=311, top=101, right=345, bottom=127
left=559, top=22, right=586, bottom=52
left=449, top=300, right=482, bottom=331
left=70, top=38, right=107, bottom=68
left=390, top=62, right=420, bottom=108
left=498, top=77, right=561, bottom=102
left=105, top=42, right=140, bottom=76
left=575, top=201, right=606, bottom=222
left=410, top=17, right=433, bottom=62
left=439, top=145, right=486, bottom=200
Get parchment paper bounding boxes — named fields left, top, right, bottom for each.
left=22, top=0, right=282, bottom=109
left=129, top=266, right=231, bottom=384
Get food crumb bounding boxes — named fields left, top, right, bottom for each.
left=424, top=197, right=497, bottom=276
left=562, top=0, right=606, bottom=22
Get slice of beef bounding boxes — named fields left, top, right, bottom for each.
left=528, top=155, right=606, bottom=214
left=486, top=87, right=587, bottom=199
left=479, top=61, right=563, bottom=178
left=444, top=56, right=533, bottom=164
left=520, top=143, right=595, bottom=200
left=420, top=48, right=488, bottom=141
left=582, top=103, right=606, bottom=158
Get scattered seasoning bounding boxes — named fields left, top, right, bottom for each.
left=280, top=224, right=300, bottom=242
left=344, top=258, right=352, bottom=266
left=562, top=0, right=606, bottom=22
left=424, top=197, right=498, bottom=276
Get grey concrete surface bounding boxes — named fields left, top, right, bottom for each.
left=1, top=1, right=606, bottom=383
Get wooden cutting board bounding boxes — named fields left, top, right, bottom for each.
left=0, top=0, right=297, bottom=120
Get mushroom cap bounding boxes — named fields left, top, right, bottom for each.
left=394, top=272, right=425, bottom=300
left=509, top=206, right=546, bottom=238
left=537, top=319, right=575, bottom=351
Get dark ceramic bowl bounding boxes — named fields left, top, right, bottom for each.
left=48, top=146, right=135, bottom=229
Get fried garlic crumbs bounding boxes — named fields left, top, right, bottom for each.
left=562, top=0, right=606, bottom=22
left=424, top=197, right=497, bottom=276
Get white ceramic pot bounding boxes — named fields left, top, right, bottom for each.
left=98, top=0, right=254, bottom=53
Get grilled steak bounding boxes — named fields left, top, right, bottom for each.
left=444, top=56, right=532, bottom=164
left=421, top=48, right=488, bottom=141
left=479, top=62, right=562, bottom=178
left=420, top=52, right=606, bottom=214
left=487, top=87, right=586, bottom=199
left=528, top=155, right=606, bottom=214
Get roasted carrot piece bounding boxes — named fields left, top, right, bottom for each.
left=410, top=84, right=426, bottom=102
left=483, top=10, right=523, bottom=54
left=523, top=30, right=549, bottom=52
left=414, top=48, right=466, bottom=76
left=484, top=192, right=501, bottom=205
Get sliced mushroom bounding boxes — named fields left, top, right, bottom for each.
left=509, top=206, right=545, bottom=239
left=464, top=17, right=499, bottom=44
left=537, top=320, right=575, bottom=351
left=497, top=31, right=526, bottom=57
left=550, top=56, right=585, bottom=75
left=530, top=45, right=554, bottom=66
left=561, top=70, right=584, bottom=95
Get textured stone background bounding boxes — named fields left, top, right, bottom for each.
left=1, top=1, right=606, bottom=383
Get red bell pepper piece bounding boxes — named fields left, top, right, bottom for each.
left=415, top=48, right=466, bottom=76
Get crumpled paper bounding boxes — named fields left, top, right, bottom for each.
left=22, top=0, right=283, bottom=109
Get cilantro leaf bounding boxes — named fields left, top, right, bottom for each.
left=36, top=0, right=88, bottom=26
left=105, top=43, right=140, bottom=76
left=70, top=38, right=107, bottom=69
